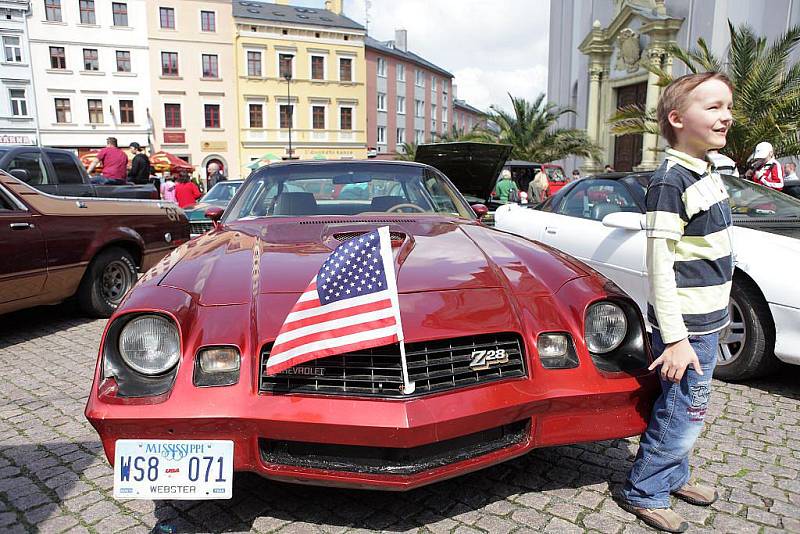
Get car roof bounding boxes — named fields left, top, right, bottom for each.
left=260, top=159, right=430, bottom=170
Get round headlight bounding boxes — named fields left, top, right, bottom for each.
left=118, top=315, right=181, bottom=375
left=585, top=302, right=627, bottom=354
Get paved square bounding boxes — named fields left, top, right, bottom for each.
left=1, top=304, right=798, bottom=533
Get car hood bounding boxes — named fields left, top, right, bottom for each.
left=415, top=142, right=512, bottom=202
left=157, top=216, right=590, bottom=306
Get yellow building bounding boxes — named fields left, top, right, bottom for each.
left=233, top=0, right=367, bottom=176
left=146, top=0, right=240, bottom=181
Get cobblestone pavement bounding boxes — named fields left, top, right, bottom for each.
left=1, top=303, right=798, bottom=534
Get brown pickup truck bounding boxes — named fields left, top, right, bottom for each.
left=0, top=170, right=190, bottom=317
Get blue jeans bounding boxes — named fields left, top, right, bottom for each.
left=621, top=329, right=719, bottom=508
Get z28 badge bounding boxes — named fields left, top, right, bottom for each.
left=469, top=349, right=509, bottom=371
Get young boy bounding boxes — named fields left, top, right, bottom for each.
left=619, top=72, right=734, bottom=533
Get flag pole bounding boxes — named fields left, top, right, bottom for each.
left=399, top=339, right=415, bottom=395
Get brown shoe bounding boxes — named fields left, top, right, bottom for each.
left=672, top=480, right=718, bottom=506
left=618, top=500, right=689, bottom=533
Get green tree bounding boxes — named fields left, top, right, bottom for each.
left=610, top=22, right=800, bottom=171
left=394, top=142, right=417, bottom=161
left=433, top=124, right=486, bottom=143
left=482, top=93, right=602, bottom=162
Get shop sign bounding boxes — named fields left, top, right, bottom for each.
left=201, top=141, right=227, bottom=152
left=163, top=132, right=186, bottom=144
left=0, top=134, right=36, bottom=146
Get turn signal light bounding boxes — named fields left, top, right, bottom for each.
left=199, top=347, right=240, bottom=373
left=537, top=333, right=579, bottom=369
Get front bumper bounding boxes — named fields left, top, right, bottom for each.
left=86, top=375, right=656, bottom=491
left=770, top=302, right=800, bottom=365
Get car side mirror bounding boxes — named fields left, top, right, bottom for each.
left=471, top=203, right=489, bottom=219
left=205, top=206, right=224, bottom=228
left=9, top=169, right=29, bottom=182
left=602, top=211, right=645, bottom=231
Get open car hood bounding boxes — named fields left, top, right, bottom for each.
left=415, top=142, right=512, bottom=203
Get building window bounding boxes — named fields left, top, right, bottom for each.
left=49, top=46, right=65, bottom=69
left=279, top=54, right=293, bottom=78
left=2, top=36, right=22, bottom=63
left=9, top=89, right=27, bottom=116
left=279, top=104, right=293, bottom=128
left=397, top=96, right=405, bottom=114
left=312, top=105, right=325, bottom=129
left=159, top=7, right=175, bottom=29
left=54, top=98, right=70, bottom=123
left=249, top=103, right=263, bottom=128
left=87, top=99, right=103, bottom=124
left=247, top=51, right=261, bottom=76
left=83, top=48, right=98, bottom=71
left=311, top=55, right=324, bottom=80
left=201, top=11, right=215, bottom=32
left=340, top=107, right=352, bottom=130
left=442, top=106, right=448, bottom=123
left=161, top=51, right=178, bottom=76
left=202, top=54, right=219, bottom=78
left=112, top=2, right=128, bottom=26
left=204, top=104, right=220, bottom=128
left=339, top=57, right=352, bottom=81
left=119, top=99, right=134, bottom=123
left=164, top=103, right=181, bottom=128
left=79, top=0, right=95, bottom=24
left=415, top=69, right=424, bottom=87
left=377, top=126, right=385, bottom=144
left=377, top=92, right=386, bottom=112
left=415, top=99, right=423, bottom=118
left=396, top=127, right=404, bottom=144
left=431, top=77, right=437, bottom=91
left=396, top=63, right=404, bottom=81
left=376, top=57, right=386, bottom=77
left=415, top=129, right=423, bottom=144
left=443, top=80, right=449, bottom=94
left=116, top=50, right=131, bottom=72
left=45, top=0, right=62, bottom=22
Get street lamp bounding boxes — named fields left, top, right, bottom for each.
left=283, top=72, right=294, bottom=160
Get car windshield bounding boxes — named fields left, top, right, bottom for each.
left=723, top=175, right=800, bottom=217
left=224, top=162, right=475, bottom=220
left=202, top=181, right=241, bottom=203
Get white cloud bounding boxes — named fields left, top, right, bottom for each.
left=298, top=0, right=550, bottom=112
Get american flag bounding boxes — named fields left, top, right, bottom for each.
left=265, top=226, right=407, bottom=379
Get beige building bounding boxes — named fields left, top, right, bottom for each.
left=146, top=0, right=240, bottom=181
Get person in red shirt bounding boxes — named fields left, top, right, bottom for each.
left=174, top=172, right=201, bottom=208
left=747, top=141, right=784, bottom=190
left=88, top=137, right=129, bottom=183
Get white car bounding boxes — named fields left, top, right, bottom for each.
left=495, top=172, right=800, bottom=380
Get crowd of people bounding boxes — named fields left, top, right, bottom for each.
left=84, top=136, right=229, bottom=207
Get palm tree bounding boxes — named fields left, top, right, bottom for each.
left=481, top=93, right=602, bottom=162
left=433, top=124, right=486, bottom=143
left=394, top=142, right=417, bottom=161
left=610, top=22, right=800, bottom=171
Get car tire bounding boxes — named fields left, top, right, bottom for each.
left=77, top=247, right=138, bottom=318
left=714, top=277, right=779, bottom=381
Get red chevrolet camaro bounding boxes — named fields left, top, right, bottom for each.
left=85, top=149, right=658, bottom=499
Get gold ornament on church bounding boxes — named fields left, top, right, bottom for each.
left=616, top=28, right=642, bottom=73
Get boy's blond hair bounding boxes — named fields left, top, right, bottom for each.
left=657, top=72, right=733, bottom=147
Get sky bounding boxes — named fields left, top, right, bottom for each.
left=294, top=0, right=551, bottom=113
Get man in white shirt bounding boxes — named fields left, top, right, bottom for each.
left=783, top=161, right=800, bottom=199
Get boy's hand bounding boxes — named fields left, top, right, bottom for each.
left=648, top=338, right=703, bottom=383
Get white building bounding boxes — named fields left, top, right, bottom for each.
left=0, top=0, right=38, bottom=147
left=27, top=0, right=151, bottom=153
left=548, top=0, right=800, bottom=173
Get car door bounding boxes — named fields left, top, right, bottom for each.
left=4, top=150, right=58, bottom=196
left=540, top=179, right=647, bottom=308
left=0, top=183, right=47, bottom=303
left=46, top=150, right=94, bottom=197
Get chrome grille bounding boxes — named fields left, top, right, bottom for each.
left=260, top=332, right=526, bottom=398
left=190, top=221, right=213, bottom=235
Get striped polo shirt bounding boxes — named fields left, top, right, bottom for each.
left=646, top=148, right=734, bottom=343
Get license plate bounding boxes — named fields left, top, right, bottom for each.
left=113, top=440, right=233, bottom=500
